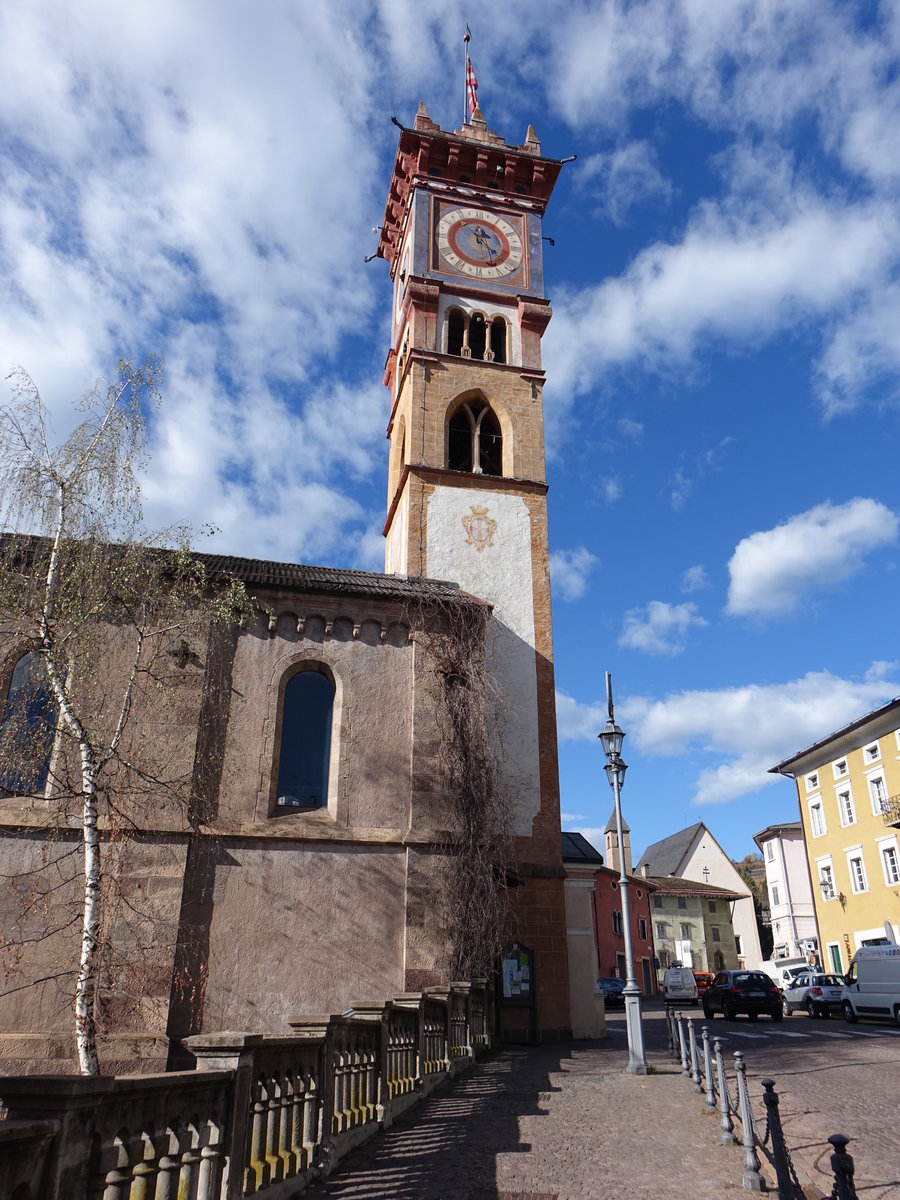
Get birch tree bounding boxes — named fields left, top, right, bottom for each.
left=0, top=360, right=248, bottom=1075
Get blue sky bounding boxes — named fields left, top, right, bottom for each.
left=2, top=2, right=899, bottom=863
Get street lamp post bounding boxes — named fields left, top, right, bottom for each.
left=600, top=670, right=648, bottom=1075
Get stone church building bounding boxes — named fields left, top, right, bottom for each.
left=0, top=103, right=574, bottom=1072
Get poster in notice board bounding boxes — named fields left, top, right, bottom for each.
left=500, top=942, right=534, bottom=1007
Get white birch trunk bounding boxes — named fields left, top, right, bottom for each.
left=41, top=492, right=102, bottom=1075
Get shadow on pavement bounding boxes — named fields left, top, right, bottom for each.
left=305, top=1046, right=570, bottom=1199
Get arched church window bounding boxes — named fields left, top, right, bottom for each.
left=275, top=669, right=334, bottom=810
left=0, top=651, right=59, bottom=795
left=447, top=309, right=465, bottom=357
left=490, top=318, right=507, bottom=364
left=468, top=314, right=486, bottom=361
left=447, top=401, right=503, bottom=477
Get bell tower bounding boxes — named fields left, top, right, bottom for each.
left=378, top=102, right=570, bottom=1035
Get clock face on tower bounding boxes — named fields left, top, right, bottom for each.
left=436, top=206, right=525, bottom=280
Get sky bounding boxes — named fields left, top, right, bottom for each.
left=2, top=1, right=899, bottom=864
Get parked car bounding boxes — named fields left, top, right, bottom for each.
left=702, top=970, right=783, bottom=1021
left=663, top=966, right=699, bottom=1006
left=693, top=971, right=714, bottom=996
left=782, top=972, right=843, bottom=1017
left=597, top=977, right=626, bottom=1007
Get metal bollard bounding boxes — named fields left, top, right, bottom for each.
left=665, top=1006, right=675, bottom=1054
left=734, top=1051, right=763, bottom=1191
left=828, top=1134, right=858, bottom=1200
left=670, top=1009, right=680, bottom=1063
left=762, top=1079, right=796, bottom=1199
left=701, top=1025, right=716, bottom=1113
left=714, top=1036, right=734, bottom=1145
left=688, top=1020, right=701, bottom=1093
left=677, top=1012, right=689, bottom=1076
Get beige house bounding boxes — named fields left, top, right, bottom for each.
left=771, top=697, right=900, bottom=974
left=637, top=822, right=763, bottom=969
left=642, top=876, right=741, bottom=979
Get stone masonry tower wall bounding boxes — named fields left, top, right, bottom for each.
left=378, top=102, right=570, bottom=1037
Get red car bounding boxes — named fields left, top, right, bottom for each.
left=693, top=971, right=714, bottom=996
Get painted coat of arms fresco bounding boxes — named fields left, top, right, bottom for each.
left=462, top=505, right=497, bottom=552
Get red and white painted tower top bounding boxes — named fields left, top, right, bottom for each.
left=377, top=101, right=563, bottom=273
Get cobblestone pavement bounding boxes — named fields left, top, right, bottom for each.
left=306, top=1008, right=753, bottom=1200
left=707, top=1012, right=900, bottom=1199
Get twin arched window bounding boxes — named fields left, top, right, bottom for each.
left=275, top=669, right=334, bottom=810
left=448, top=401, right=502, bottom=476
left=446, top=310, right=507, bottom=364
left=0, top=651, right=59, bottom=796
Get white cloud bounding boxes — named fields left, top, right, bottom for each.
left=546, top=196, right=897, bottom=406
left=603, top=477, right=622, bottom=504
left=560, top=663, right=900, bottom=805
left=556, top=691, right=607, bottom=743
left=815, top=284, right=900, bottom=417
left=619, top=664, right=900, bottom=805
left=550, top=547, right=598, bottom=602
left=619, top=601, right=707, bottom=656
left=617, top=417, right=643, bottom=441
left=726, top=498, right=899, bottom=619
left=579, top=140, right=673, bottom=225
left=682, top=565, right=708, bottom=594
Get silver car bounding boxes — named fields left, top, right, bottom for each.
left=782, top=971, right=844, bottom=1018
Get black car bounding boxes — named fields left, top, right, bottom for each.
left=702, top=970, right=783, bottom=1022
left=597, top=977, right=626, bottom=1007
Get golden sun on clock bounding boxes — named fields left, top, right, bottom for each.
left=436, top=206, right=524, bottom=279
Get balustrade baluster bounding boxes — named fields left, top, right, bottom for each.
left=178, top=1122, right=201, bottom=1200
left=265, top=1071, right=283, bottom=1181
left=129, top=1130, right=156, bottom=1200
left=245, top=1078, right=268, bottom=1192
left=155, top=1128, right=180, bottom=1200
left=102, top=1132, right=133, bottom=1200
left=349, top=1045, right=361, bottom=1126
left=303, top=1073, right=319, bottom=1163
left=197, top=1121, right=225, bottom=1200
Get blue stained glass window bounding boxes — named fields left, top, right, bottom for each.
left=275, top=670, right=334, bottom=810
left=0, top=651, right=59, bottom=795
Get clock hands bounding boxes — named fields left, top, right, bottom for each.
left=470, top=224, right=496, bottom=263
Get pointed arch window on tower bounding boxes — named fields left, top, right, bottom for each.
left=445, top=309, right=507, bottom=363
left=448, top=401, right=503, bottom=476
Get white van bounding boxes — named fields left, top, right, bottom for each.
left=841, top=945, right=900, bottom=1025
left=759, top=958, right=808, bottom=989
left=663, top=967, right=699, bottom=1007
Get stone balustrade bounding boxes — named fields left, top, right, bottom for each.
left=0, top=980, right=488, bottom=1200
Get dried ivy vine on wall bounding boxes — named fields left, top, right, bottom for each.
left=412, top=593, right=515, bottom=981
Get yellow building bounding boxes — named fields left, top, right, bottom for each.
left=771, top=698, right=900, bottom=974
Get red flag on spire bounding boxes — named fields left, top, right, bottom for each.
left=464, top=24, right=479, bottom=120
left=466, top=54, right=479, bottom=117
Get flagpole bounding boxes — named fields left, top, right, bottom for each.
left=464, top=24, right=471, bottom=126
